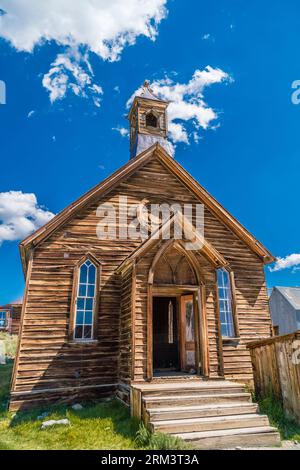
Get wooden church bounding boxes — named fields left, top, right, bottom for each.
left=10, top=83, right=280, bottom=447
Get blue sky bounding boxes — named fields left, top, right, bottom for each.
left=0, top=0, right=300, bottom=304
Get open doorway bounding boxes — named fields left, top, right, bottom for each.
left=152, top=294, right=198, bottom=376
left=153, top=297, right=179, bottom=372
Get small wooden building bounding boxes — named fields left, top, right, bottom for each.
left=270, top=287, right=300, bottom=335
left=0, top=303, right=22, bottom=335
left=11, top=83, right=275, bottom=415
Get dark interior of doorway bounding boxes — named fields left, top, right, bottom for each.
left=153, top=296, right=179, bottom=372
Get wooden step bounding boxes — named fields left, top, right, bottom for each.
left=148, top=402, right=258, bottom=421
left=174, top=426, right=281, bottom=449
left=142, top=385, right=246, bottom=397
left=144, top=392, right=252, bottom=408
left=152, top=413, right=269, bottom=433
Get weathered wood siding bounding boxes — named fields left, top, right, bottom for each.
left=248, top=332, right=300, bottom=422
left=10, top=200, right=137, bottom=410
left=11, top=156, right=271, bottom=409
left=119, top=265, right=133, bottom=385
left=203, top=208, right=272, bottom=383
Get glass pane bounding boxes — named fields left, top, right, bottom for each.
left=85, top=311, right=93, bottom=325
left=75, top=325, right=83, bottom=339
left=185, top=300, right=195, bottom=342
left=77, top=298, right=85, bottom=310
left=79, top=284, right=86, bottom=297
left=227, top=322, right=234, bottom=337
left=84, top=325, right=92, bottom=339
left=85, top=298, right=93, bottom=311
left=85, top=260, right=92, bottom=267
left=221, top=323, right=228, bottom=337
left=223, top=270, right=230, bottom=287
left=219, top=309, right=226, bottom=324
left=217, top=269, right=223, bottom=285
left=87, top=284, right=95, bottom=297
left=76, top=310, right=84, bottom=325
left=79, top=264, right=88, bottom=284
left=88, top=265, right=96, bottom=284
left=218, top=288, right=226, bottom=299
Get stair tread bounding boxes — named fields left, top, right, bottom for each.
left=144, top=392, right=251, bottom=401
left=133, top=380, right=245, bottom=391
left=148, top=402, right=256, bottom=413
left=152, top=413, right=266, bottom=426
left=174, top=426, right=279, bottom=440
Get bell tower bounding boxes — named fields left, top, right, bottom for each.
left=128, top=81, right=173, bottom=159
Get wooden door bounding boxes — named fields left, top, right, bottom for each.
left=180, top=294, right=196, bottom=372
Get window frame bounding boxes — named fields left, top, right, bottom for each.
left=0, top=310, right=7, bottom=329
left=69, top=254, right=101, bottom=343
left=216, top=267, right=239, bottom=341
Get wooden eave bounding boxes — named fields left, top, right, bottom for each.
left=20, top=143, right=274, bottom=275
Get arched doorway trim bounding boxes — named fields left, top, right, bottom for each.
left=146, top=239, right=209, bottom=380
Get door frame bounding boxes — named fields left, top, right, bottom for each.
left=147, top=284, right=209, bottom=380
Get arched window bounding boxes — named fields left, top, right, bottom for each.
left=146, top=112, right=158, bottom=128
left=217, top=268, right=235, bottom=338
left=74, top=259, right=97, bottom=340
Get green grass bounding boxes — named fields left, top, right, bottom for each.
left=135, top=423, right=191, bottom=450
left=0, top=361, right=188, bottom=450
left=0, top=360, right=13, bottom=412
left=258, top=394, right=300, bottom=442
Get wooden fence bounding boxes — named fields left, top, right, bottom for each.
left=247, top=331, right=300, bottom=423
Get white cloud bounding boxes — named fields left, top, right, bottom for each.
left=27, top=110, right=35, bottom=118
left=270, top=254, right=300, bottom=272
left=42, top=47, right=103, bottom=105
left=202, top=33, right=215, bottom=42
left=0, top=0, right=168, bottom=103
left=127, top=67, right=232, bottom=147
left=112, top=126, right=129, bottom=138
left=0, top=191, right=55, bottom=245
left=168, top=122, right=189, bottom=143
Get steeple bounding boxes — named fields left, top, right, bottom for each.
left=128, top=81, right=173, bottom=159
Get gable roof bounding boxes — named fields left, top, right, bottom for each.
left=116, top=211, right=229, bottom=274
left=20, top=143, right=274, bottom=274
left=273, top=287, right=300, bottom=311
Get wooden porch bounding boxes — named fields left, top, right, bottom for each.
left=130, top=378, right=281, bottom=449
